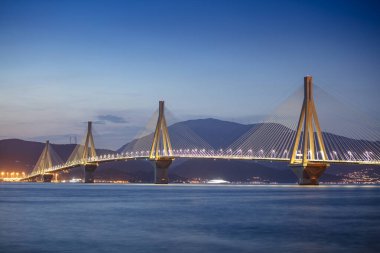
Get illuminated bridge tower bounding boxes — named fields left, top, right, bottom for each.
left=83, top=121, right=98, bottom=183
left=150, top=101, right=174, bottom=184
left=290, top=76, right=329, bottom=185
left=31, top=141, right=55, bottom=182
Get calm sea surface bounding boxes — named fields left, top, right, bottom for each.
left=0, top=183, right=379, bottom=253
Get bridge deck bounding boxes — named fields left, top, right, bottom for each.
left=21, top=154, right=380, bottom=181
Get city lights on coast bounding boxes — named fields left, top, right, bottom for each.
left=0, top=171, right=26, bottom=181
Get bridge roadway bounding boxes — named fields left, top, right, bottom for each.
left=22, top=151, right=380, bottom=181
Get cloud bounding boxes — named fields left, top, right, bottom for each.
left=97, top=114, right=127, bottom=124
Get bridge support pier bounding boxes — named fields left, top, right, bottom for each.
left=34, top=174, right=53, bottom=182
left=290, top=163, right=328, bottom=185
left=84, top=164, right=98, bottom=183
left=42, top=174, right=54, bottom=182
left=154, top=159, right=172, bottom=184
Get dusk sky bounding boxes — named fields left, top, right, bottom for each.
left=1, top=0, right=379, bottom=149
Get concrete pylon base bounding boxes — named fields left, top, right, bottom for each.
left=42, top=174, right=53, bottom=182
left=290, top=163, right=329, bottom=185
left=84, top=164, right=98, bottom=183
left=154, top=159, right=173, bottom=184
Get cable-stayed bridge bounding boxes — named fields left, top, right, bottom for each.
left=21, top=76, right=380, bottom=185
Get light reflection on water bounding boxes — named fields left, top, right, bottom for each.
left=0, top=183, right=379, bottom=253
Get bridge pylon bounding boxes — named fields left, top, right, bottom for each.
left=31, top=141, right=55, bottom=182
left=83, top=121, right=98, bottom=183
left=290, top=76, right=329, bottom=185
left=149, top=101, right=174, bottom=184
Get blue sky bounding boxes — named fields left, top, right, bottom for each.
left=0, top=0, right=379, bottom=149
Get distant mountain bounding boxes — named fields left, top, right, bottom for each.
left=0, top=138, right=113, bottom=172
left=119, top=117, right=379, bottom=160
left=0, top=139, right=74, bottom=172
left=117, top=118, right=255, bottom=152
left=0, top=138, right=157, bottom=182
left=177, top=118, right=255, bottom=149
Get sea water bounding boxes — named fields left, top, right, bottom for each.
left=0, top=183, right=379, bottom=253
